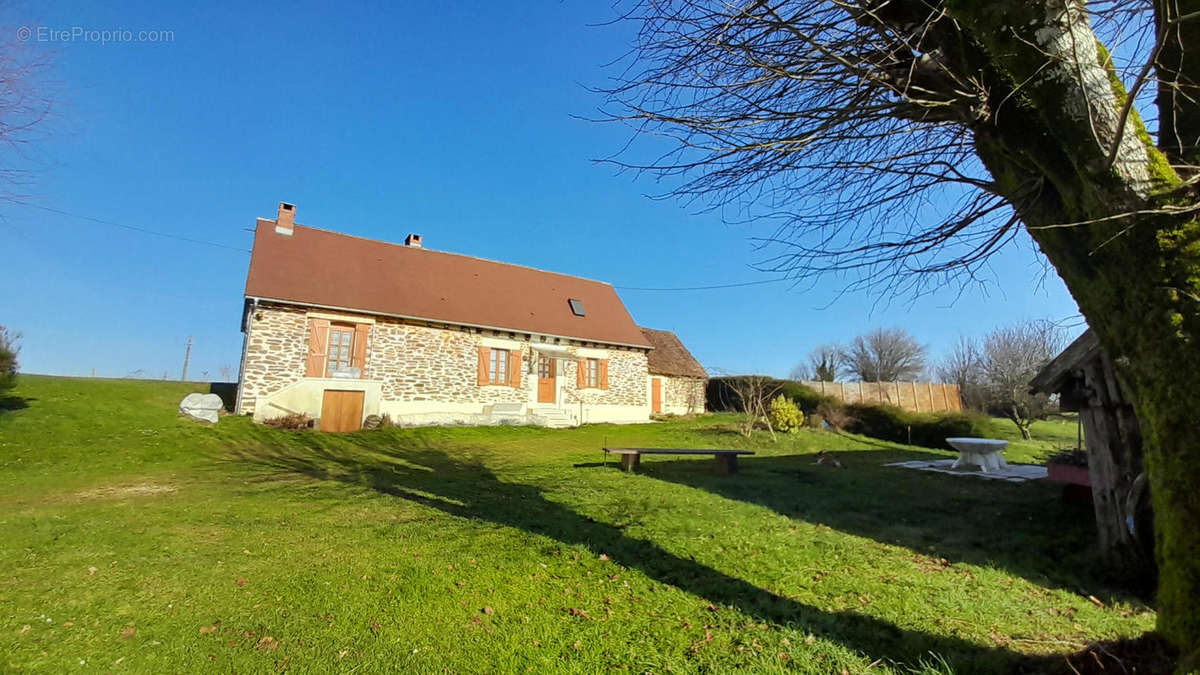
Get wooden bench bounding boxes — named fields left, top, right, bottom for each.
left=603, top=448, right=755, bottom=475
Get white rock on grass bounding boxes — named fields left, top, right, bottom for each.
left=179, top=393, right=223, bottom=424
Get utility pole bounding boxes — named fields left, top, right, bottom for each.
left=181, top=336, right=193, bottom=382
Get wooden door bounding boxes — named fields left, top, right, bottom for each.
left=321, top=390, right=364, bottom=432
left=651, top=378, right=662, bottom=413
left=537, top=355, right=556, bottom=404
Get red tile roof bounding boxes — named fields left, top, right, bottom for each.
left=244, top=218, right=652, bottom=348
left=640, top=327, right=708, bottom=378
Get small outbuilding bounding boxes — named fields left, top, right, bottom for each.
left=639, top=327, right=707, bottom=415
left=1029, top=329, right=1153, bottom=574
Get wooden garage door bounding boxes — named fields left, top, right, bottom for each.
left=321, top=390, right=364, bottom=433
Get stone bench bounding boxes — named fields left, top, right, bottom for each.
left=603, top=447, right=755, bottom=475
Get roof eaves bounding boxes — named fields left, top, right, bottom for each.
left=246, top=295, right=655, bottom=350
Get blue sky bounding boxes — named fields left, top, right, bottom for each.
left=0, top=1, right=1081, bottom=381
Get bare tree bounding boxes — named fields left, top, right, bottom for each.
left=727, top=374, right=781, bottom=439
left=979, top=321, right=1065, bottom=439
left=791, top=343, right=843, bottom=381
left=601, top=1, right=1200, bottom=650
left=843, top=328, right=925, bottom=382
left=937, top=336, right=986, bottom=410
left=0, top=34, right=52, bottom=201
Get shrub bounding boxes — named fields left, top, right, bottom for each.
left=263, top=413, right=312, bottom=430
left=0, top=326, right=19, bottom=394
left=818, top=401, right=853, bottom=431
left=707, top=377, right=838, bottom=415
left=842, top=403, right=988, bottom=448
left=768, top=395, right=804, bottom=433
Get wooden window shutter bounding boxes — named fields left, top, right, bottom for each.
left=600, top=360, right=609, bottom=389
left=305, top=318, right=331, bottom=377
left=477, top=347, right=490, bottom=385
left=577, top=358, right=586, bottom=388
left=508, top=349, right=522, bottom=388
left=352, top=323, right=370, bottom=378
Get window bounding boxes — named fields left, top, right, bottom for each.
left=488, top=348, right=510, bottom=385
left=326, top=325, right=355, bottom=376
left=568, top=298, right=585, bottom=317
left=538, top=355, right=554, bottom=379
left=584, top=358, right=600, bottom=388
left=478, top=347, right=521, bottom=387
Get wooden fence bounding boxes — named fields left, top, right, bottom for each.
left=799, top=380, right=962, bottom=413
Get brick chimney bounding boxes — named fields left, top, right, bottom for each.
left=405, top=233, right=423, bottom=248
left=275, top=202, right=296, bottom=236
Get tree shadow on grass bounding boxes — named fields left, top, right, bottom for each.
left=0, top=395, right=32, bottom=412
left=632, top=451, right=1152, bottom=605
left=228, top=429, right=1064, bottom=674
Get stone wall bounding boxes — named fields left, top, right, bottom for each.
left=368, top=318, right=528, bottom=405
left=561, top=349, right=648, bottom=407
left=662, top=376, right=706, bottom=414
left=239, top=303, right=309, bottom=416
left=238, top=303, right=650, bottom=418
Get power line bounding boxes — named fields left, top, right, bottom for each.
left=614, top=278, right=789, bottom=291
left=10, top=200, right=794, bottom=291
left=11, top=201, right=251, bottom=252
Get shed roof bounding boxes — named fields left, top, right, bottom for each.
left=640, top=327, right=708, bottom=378
left=1029, top=329, right=1101, bottom=394
left=244, top=217, right=652, bottom=348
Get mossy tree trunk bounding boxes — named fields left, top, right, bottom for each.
left=941, top=1, right=1200, bottom=663
left=610, top=0, right=1200, bottom=662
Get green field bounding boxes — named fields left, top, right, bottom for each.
left=0, top=376, right=1153, bottom=673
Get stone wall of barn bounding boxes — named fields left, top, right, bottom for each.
left=661, top=376, right=707, bottom=414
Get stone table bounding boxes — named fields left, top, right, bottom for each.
left=945, top=437, right=1009, bottom=473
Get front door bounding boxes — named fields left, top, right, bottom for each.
left=651, top=378, right=662, bottom=413
left=321, top=390, right=364, bottom=432
left=537, top=355, right=556, bottom=403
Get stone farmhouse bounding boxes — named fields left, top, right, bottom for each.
left=235, top=203, right=707, bottom=431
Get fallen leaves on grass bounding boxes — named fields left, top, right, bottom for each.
left=87, top=566, right=98, bottom=576
left=119, top=627, right=136, bottom=640
left=19, top=625, right=30, bottom=635
left=256, top=636, right=279, bottom=650
left=482, top=607, right=494, bottom=615
left=568, top=608, right=589, bottom=618
left=235, top=578, right=246, bottom=587
left=199, top=625, right=217, bottom=635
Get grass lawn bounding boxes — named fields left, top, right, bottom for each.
left=0, top=376, right=1153, bottom=673
left=977, top=416, right=1081, bottom=465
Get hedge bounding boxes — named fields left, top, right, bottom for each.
left=842, top=403, right=989, bottom=449
left=706, top=377, right=988, bottom=449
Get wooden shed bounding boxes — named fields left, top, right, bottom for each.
left=1029, top=330, right=1153, bottom=575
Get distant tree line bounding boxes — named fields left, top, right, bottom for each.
left=790, top=320, right=1065, bottom=438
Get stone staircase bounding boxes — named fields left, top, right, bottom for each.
left=530, top=406, right=577, bottom=429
